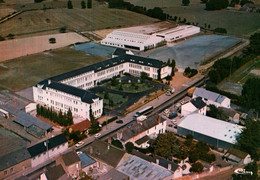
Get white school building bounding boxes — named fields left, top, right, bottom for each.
left=33, top=54, right=172, bottom=120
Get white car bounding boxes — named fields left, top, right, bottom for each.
left=75, top=141, right=84, bottom=147
left=76, top=151, right=82, bottom=155
left=164, top=109, right=170, bottom=115
left=94, top=133, right=101, bottom=138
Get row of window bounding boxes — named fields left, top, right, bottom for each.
left=3, top=167, right=14, bottom=176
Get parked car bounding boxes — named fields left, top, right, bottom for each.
left=168, top=112, right=178, bottom=119
left=94, top=133, right=101, bottom=138
left=164, top=109, right=170, bottom=115
left=75, top=141, right=84, bottom=147
left=116, top=120, right=123, bottom=124
left=76, top=151, right=82, bottom=155
left=127, top=123, right=134, bottom=128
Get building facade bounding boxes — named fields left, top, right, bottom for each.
left=181, top=97, right=207, bottom=117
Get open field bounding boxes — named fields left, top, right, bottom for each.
left=127, top=0, right=260, bottom=36
left=0, top=0, right=157, bottom=38
left=0, top=47, right=106, bottom=91
left=0, top=32, right=89, bottom=62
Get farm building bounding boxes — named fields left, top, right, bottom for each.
left=193, top=88, right=231, bottom=108
left=177, top=113, right=244, bottom=149
left=33, top=54, right=171, bottom=119
left=101, top=30, right=165, bottom=51
left=153, top=25, right=200, bottom=42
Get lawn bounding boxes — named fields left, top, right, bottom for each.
left=126, top=0, right=260, bottom=36
left=0, top=0, right=157, bottom=37
left=109, top=82, right=154, bottom=93
left=97, top=92, right=128, bottom=110
left=0, top=47, right=106, bottom=91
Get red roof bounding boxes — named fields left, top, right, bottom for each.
left=71, top=120, right=91, bottom=132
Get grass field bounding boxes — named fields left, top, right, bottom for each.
left=127, top=0, right=260, bottom=36
left=0, top=47, right=106, bottom=91
left=0, top=0, right=157, bottom=37
left=109, top=83, right=154, bottom=93
left=97, top=92, right=128, bottom=110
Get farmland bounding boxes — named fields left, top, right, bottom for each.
left=0, top=0, right=157, bottom=38
left=0, top=47, right=106, bottom=91
left=126, top=0, right=260, bottom=36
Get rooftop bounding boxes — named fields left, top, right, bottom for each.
left=84, top=140, right=125, bottom=168
left=78, top=153, right=96, bottom=168
left=135, top=135, right=151, bottom=145
left=45, top=164, right=67, bottom=180
left=178, top=113, right=244, bottom=144
left=190, top=97, right=206, bottom=109
left=0, top=148, right=30, bottom=171
left=62, top=151, right=80, bottom=166
left=27, top=134, right=67, bottom=158
left=71, top=120, right=91, bottom=132
left=226, top=147, right=248, bottom=159
left=98, top=168, right=129, bottom=180
left=193, top=88, right=229, bottom=104
left=117, top=154, right=172, bottom=180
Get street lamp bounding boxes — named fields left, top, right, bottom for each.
left=44, top=140, right=49, bottom=160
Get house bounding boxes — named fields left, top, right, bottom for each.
left=223, top=148, right=252, bottom=166
left=101, top=31, right=165, bottom=51
left=98, top=168, right=129, bottom=180
left=181, top=97, right=206, bottom=117
left=71, top=120, right=91, bottom=133
left=219, top=107, right=240, bottom=123
left=193, top=88, right=231, bottom=108
left=117, top=115, right=167, bottom=148
left=27, top=134, right=68, bottom=168
left=84, top=140, right=126, bottom=172
left=56, top=151, right=81, bottom=178
left=177, top=113, right=244, bottom=149
left=78, top=152, right=96, bottom=174
left=116, top=153, right=174, bottom=180
left=0, top=148, right=31, bottom=180
left=40, top=164, right=68, bottom=180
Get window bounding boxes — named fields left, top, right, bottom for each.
left=10, top=168, right=14, bottom=173
left=4, top=171, right=7, bottom=176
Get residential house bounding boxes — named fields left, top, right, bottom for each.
left=193, top=88, right=230, bottom=108
left=57, top=151, right=81, bottom=178
left=27, top=134, right=68, bottom=167
left=0, top=148, right=31, bottom=180
left=98, top=168, right=129, bottom=180
left=40, top=164, right=68, bottom=180
left=223, top=148, right=252, bottom=166
left=78, top=152, right=97, bottom=174
left=181, top=97, right=206, bottom=117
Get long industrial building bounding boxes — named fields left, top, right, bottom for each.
left=177, top=113, right=244, bottom=149
left=153, top=25, right=200, bottom=42
left=101, top=31, right=165, bottom=51
left=33, top=54, right=172, bottom=120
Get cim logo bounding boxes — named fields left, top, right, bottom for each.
left=234, top=168, right=253, bottom=175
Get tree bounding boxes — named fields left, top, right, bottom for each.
left=171, top=59, right=176, bottom=76
left=89, top=106, right=101, bottom=134
left=141, top=72, right=149, bottom=80
left=240, top=0, right=254, bottom=6
left=67, top=108, right=73, bottom=125
left=119, top=84, right=123, bottom=91
left=112, top=140, right=123, bottom=149
left=0, top=35, right=5, bottom=41
left=201, top=0, right=208, bottom=3
left=214, top=28, right=227, bottom=34
left=208, top=24, right=211, bottom=29
left=182, top=0, right=190, bottom=6
left=7, top=33, right=14, bottom=39
left=59, top=27, right=66, bottom=33
left=249, top=33, right=260, bottom=55
left=167, top=59, right=171, bottom=65
left=173, top=16, right=177, bottom=21
left=152, top=132, right=180, bottom=159
left=87, top=0, right=92, bottom=8
left=157, top=68, right=161, bottom=80
left=111, top=76, right=118, bottom=86
left=206, top=0, right=229, bottom=10
left=190, top=162, right=203, bottom=173
left=109, top=99, right=114, bottom=107
left=104, top=92, right=109, bottom=99
left=67, top=0, right=73, bottom=9
left=49, top=38, right=56, bottom=44
left=81, top=0, right=86, bottom=8
left=125, top=142, right=134, bottom=152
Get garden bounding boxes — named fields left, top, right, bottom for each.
left=96, top=92, right=128, bottom=110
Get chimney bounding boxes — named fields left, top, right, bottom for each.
left=168, top=163, right=172, bottom=170
left=48, top=79, right=51, bottom=85
left=108, top=137, right=111, bottom=144
left=158, top=115, right=161, bottom=124
left=156, top=159, right=159, bottom=165
left=90, top=146, right=93, bottom=154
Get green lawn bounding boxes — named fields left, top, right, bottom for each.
left=109, top=82, right=154, bottom=93
left=127, top=0, right=260, bottom=36
left=0, top=47, right=106, bottom=91
left=97, top=92, right=128, bottom=110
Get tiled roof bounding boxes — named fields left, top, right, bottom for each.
left=193, top=88, right=228, bottom=104
left=99, top=168, right=129, bottom=180
left=71, top=120, right=91, bottom=132
left=78, top=153, right=96, bottom=168
left=45, top=164, right=66, bottom=180
left=27, top=134, right=67, bottom=158
left=0, top=148, right=30, bottom=171
left=190, top=97, right=206, bottom=109
left=135, top=135, right=151, bottom=145
left=62, top=151, right=80, bottom=166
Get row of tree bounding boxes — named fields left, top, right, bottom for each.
left=67, top=0, right=92, bottom=9
left=36, top=105, right=73, bottom=126
left=183, top=67, right=198, bottom=78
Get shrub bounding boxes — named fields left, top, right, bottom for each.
left=214, top=28, right=227, bottom=34
left=59, top=27, right=66, bottom=33
left=49, top=38, right=56, bottom=43
left=125, top=142, right=134, bottom=152
left=0, top=35, right=5, bottom=41
left=190, top=162, right=203, bottom=173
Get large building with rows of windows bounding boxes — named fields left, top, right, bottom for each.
left=33, top=54, right=172, bottom=120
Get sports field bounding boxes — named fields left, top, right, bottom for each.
left=0, top=47, right=106, bottom=91
left=126, top=0, right=260, bottom=36
left=0, top=0, right=157, bottom=38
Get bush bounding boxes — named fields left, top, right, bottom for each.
left=125, top=142, right=134, bottom=152
left=0, top=35, right=5, bottom=41
left=206, top=0, right=229, bottom=10
left=59, top=27, right=66, bottom=33
left=7, top=33, right=14, bottom=39
left=101, top=116, right=118, bottom=126
left=190, top=162, right=203, bottom=173
left=214, top=28, right=227, bottom=34
left=49, top=38, right=56, bottom=44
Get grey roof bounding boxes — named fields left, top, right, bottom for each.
left=27, top=134, right=67, bottom=158
left=219, top=107, right=237, bottom=117
left=85, top=140, right=125, bottom=168
left=121, top=115, right=166, bottom=142
left=48, top=54, right=166, bottom=82
left=62, top=151, right=80, bottom=166
left=0, top=148, right=31, bottom=171
left=37, top=80, right=101, bottom=104
left=190, top=97, right=206, bottom=109
left=45, top=164, right=66, bottom=180
left=117, top=154, right=173, bottom=180
left=193, top=88, right=228, bottom=104
left=113, top=48, right=127, bottom=56
left=135, top=135, right=151, bottom=145
left=99, top=168, right=129, bottom=180
left=78, top=153, right=96, bottom=168
left=13, top=111, right=52, bottom=131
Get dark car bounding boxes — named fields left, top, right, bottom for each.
left=116, top=120, right=123, bottom=124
